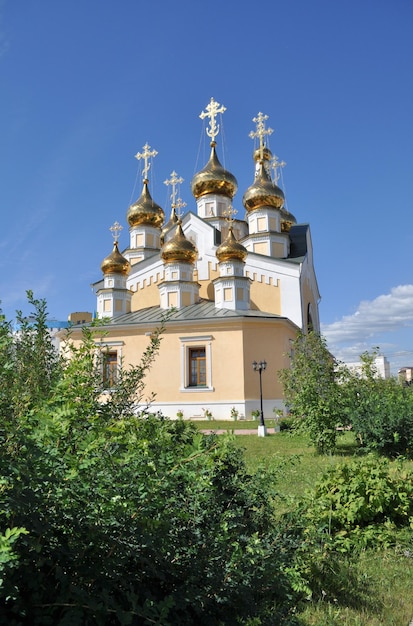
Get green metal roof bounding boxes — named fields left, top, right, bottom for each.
left=105, top=298, right=288, bottom=328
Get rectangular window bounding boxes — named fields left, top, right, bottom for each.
left=103, top=351, right=117, bottom=388
left=179, top=336, right=213, bottom=392
left=189, top=348, right=206, bottom=386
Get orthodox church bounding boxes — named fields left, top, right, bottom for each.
left=68, top=98, right=320, bottom=420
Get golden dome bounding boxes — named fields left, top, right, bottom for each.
left=160, top=207, right=179, bottom=244
left=127, top=179, right=164, bottom=228
left=191, top=142, right=237, bottom=200
left=280, top=207, right=297, bottom=232
left=242, top=161, right=285, bottom=212
left=216, top=226, right=248, bottom=263
left=253, top=146, right=272, bottom=163
left=161, top=222, right=198, bottom=264
left=101, top=241, right=131, bottom=275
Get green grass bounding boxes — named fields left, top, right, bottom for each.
left=190, top=422, right=413, bottom=625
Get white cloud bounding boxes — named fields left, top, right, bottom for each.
left=321, top=285, right=413, bottom=343
left=321, top=285, right=413, bottom=372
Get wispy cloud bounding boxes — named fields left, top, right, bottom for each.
left=322, top=285, right=413, bottom=342
left=321, top=285, right=413, bottom=371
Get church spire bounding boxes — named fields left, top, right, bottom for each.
left=199, top=97, right=226, bottom=144
left=135, top=142, right=158, bottom=181
left=161, top=171, right=185, bottom=244
left=125, top=142, right=164, bottom=263
left=249, top=111, right=273, bottom=162
left=97, top=222, right=132, bottom=318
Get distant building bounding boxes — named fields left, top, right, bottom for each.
left=62, top=99, right=321, bottom=419
left=345, top=354, right=391, bottom=379
left=68, top=312, right=93, bottom=325
left=398, top=366, right=413, bottom=385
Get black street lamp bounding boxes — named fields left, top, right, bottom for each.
left=252, top=360, right=267, bottom=436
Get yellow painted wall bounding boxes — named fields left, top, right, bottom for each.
left=198, top=263, right=219, bottom=299
left=64, top=318, right=295, bottom=407
left=250, top=277, right=281, bottom=315
left=241, top=321, right=295, bottom=400
left=131, top=280, right=163, bottom=310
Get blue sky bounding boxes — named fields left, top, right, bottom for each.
left=1, top=0, right=412, bottom=373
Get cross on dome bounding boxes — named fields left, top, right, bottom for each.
left=135, top=142, right=158, bottom=180
left=175, top=197, right=187, bottom=220
left=199, top=97, right=226, bottom=142
left=164, top=170, right=184, bottom=207
left=109, top=221, right=123, bottom=243
left=271, top=155, right=286, bottom=183
left=249, top=112, right=273, bottom=161
left=223, top=205, right=238, bottom=224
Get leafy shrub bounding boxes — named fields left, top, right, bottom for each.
left=348, top=370, right=413, bottom=457
left=0, top=295, right=302, bottom=625
left=278, top=332, right=349, bottom=453
left=284, top=455, right=413, bottom=604
left=302, top=456, right=413, bottom=551
left=279, top=416, right=297, bottom=431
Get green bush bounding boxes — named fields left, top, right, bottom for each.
left=348, top=373, right=413, bottom=457
left=278, top=332, right=349, bottom=454
left=302, top=456, right=413, bottom=551
left=279, top=416, right=297, bottom=431
left=285, top=455, right=413, bottom=605
left=0, top=295, right=302, bottom=625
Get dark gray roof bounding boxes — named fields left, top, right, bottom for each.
left=106, top=298, right=288, bottom=328
left=288, top=223, right=309, bottom=260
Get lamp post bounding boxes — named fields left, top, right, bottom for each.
left=252, top=360, right=267, bottom=437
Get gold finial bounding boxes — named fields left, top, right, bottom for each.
left=109, top=221, right=123, bottom=243
left=249, top=112, right=273, bottom=161
left=164, top=170, right=184, bottom=208
left=135, top=142, right=158, bottom=180
left=199, top=97, right=226, bottom=142
left=271, top=155, right=286, bottom=183
left=223, top=205, right=238, bottom=224
left=175, top=197, right=187, bottom=221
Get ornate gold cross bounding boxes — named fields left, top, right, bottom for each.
left=271, top=155, right=286, bottom=183
left=109, top=221, right=123, bottom=243
left=249, top=112, right=273, bottom=161
left=199, top=97, right=226, bottom=142
left=135, top=142, right=158, bottom=180
left=164, top=170, right=184, bottom=207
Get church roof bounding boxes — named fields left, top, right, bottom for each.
left=103, top=299, right=294, bottom=328
left=288, top=223, right=309, bottom=260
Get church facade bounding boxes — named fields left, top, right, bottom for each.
left=68, top=99, right=320, bottom=420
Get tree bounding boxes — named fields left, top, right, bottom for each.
left=278, top=331, right=349, bottom=453
left=0, top=294, right=302, bottom=625
left=346, top=350, right=413, bottom=457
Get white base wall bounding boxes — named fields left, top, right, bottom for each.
left=145, top=400, right=286, bottom=421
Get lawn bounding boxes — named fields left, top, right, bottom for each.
left=191, top=421, right=413, bottom=625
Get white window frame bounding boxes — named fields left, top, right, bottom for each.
left=179, top=335, right=213, bottom=392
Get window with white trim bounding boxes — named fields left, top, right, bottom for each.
left=189, top=348, right=206, bottom=386
left=103, top=351, right=117, bottom=388
left=179, top=336, right=213, bottom=391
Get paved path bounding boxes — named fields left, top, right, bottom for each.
left=200, top=429, right=275, bottom=435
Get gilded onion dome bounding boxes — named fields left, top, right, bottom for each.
left=161, top=222, right=198, bottom=264
left=216, top=225, right=248, bottom=263
left=101, top=241, right=131, bottom=275
left=253, top=146, right=272, bottom=164
left=127, top=179, right=164, bottom=228
left=280, top=207, right=297, bottom=232
left=160, top=206, right=179, bottom=244
left=191, top=142, right=238, bottom=200
left=242, top=161, right=285, bottom=213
